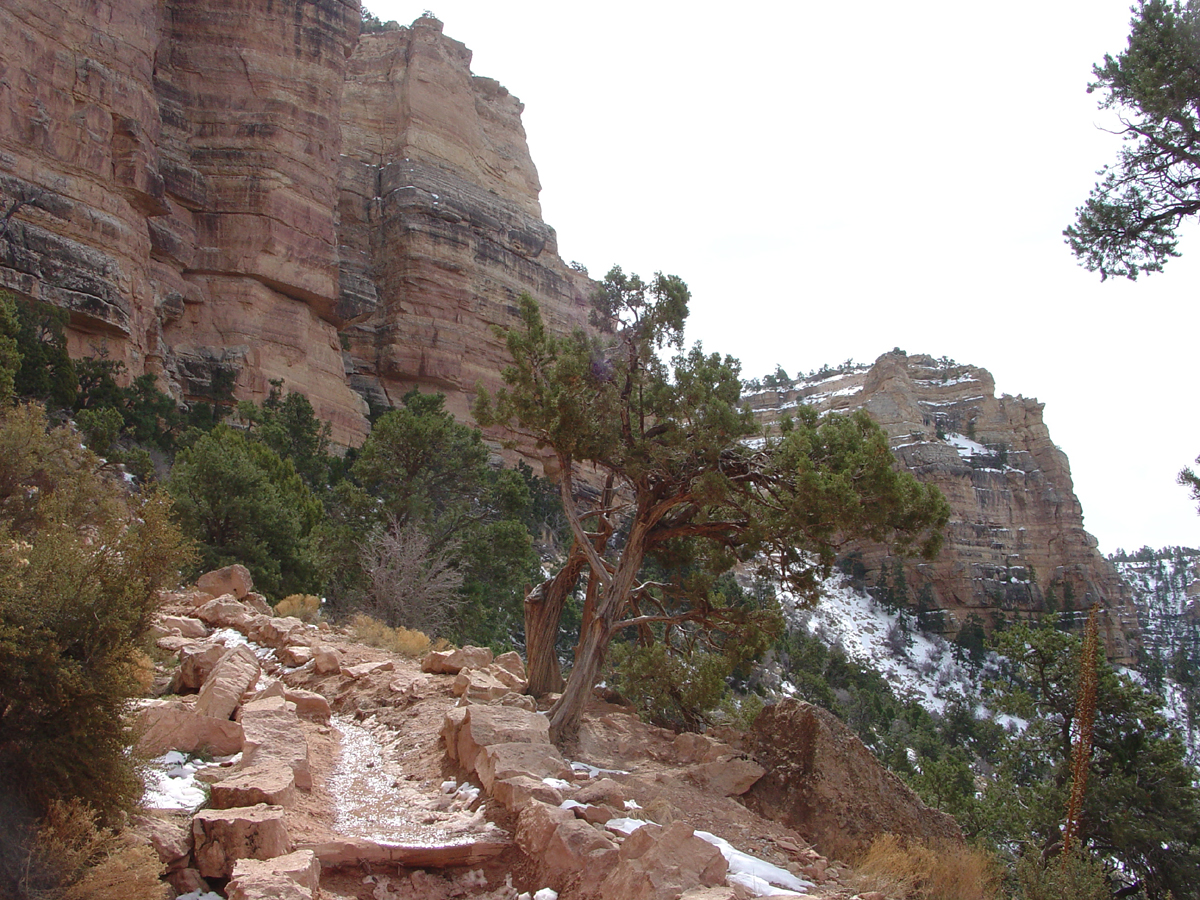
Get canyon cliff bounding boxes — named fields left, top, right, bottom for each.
left=0, top=2, right=591, bottom=446
left=744, top=353, right=1141, bottom=663
left=1, top=5, right=1141, bottom=659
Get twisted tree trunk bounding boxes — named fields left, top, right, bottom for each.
left=524, top=551, right=586, bottom=695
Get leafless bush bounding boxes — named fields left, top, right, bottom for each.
left=359, top=519, right=462, bottom=636
left=16, top=800, right=167, bottom=900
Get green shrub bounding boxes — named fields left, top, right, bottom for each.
left=609, top=641, right=734, bottom=732
left=0, top=403, right=192, bottom=825
left=1014, top=850, right=1110, bottom=900
left=167, top=424, right=322, bottom=598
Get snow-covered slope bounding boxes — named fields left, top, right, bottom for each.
left=780, top=576, right=986, bottom=715
left=1114, top=548, right=1200, bottom=761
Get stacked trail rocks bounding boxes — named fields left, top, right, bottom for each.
left=137, top=565, right=329, bottom=898
left=434, top=651, right=743, bottom=900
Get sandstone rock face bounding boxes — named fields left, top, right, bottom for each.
left=744, top=352, right=1140, bottom=662
left=744, top=699, right=962, bottom=861
left=0, top=6, right=590, bottom=451
left=337, top=19, right=593, bottom=434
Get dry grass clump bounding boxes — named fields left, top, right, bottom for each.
left=634, top=796, right=677, bottom=824
left=850, top=832, right=1001, bottom=900
left=17, top=800, right=166, bottom=900
left=350, top=613, right=445, bottom=658
left=276, top=593, right=322, bottom=622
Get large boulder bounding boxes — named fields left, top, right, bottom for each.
left=159, top=615, right=209, bottom=638
left=195, top=595, right=255, bottom=630
left=685, top=755, right=765, bottom=797
left=197, top=565, right=254, bottom=600
left=516, top=802, right=618, bottom=889
left=743, top=699, right=963, bottom=860
left=599, top=822, right=728, bottom=900
left=451, top=668, right=512, bottom=703
left=422, top=645, right=493, bottom=674
left=192, top=804, right=291, bottom=879
left=195, top=644, right=261, bottom=720
left=455, top=704, right=551, bottom=774
left=172, top=643, right=227, bottom=693
left=135, top=700, right=245, bottom=757
left=133, top=812, right=193, bottom=870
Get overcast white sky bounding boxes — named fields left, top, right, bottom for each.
left=371, top=0, right=1200, bottom=556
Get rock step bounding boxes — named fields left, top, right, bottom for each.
left=301, top=837, right=510, bottom=868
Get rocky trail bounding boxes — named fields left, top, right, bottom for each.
left=134, top=566, right=946, bottom=900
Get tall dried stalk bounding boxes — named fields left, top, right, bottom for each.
left=1062, top=603, right=1100, bottom=860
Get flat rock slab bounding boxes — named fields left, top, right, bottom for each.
left=211, top=762, right=297, bottom=809
left=227, top=849, right=319, bottom=900
left=193, top=804, right=291, bottom=879
left=345, top=660, right=394, bottom=679
left=304, top=837, right=510, bottom=869
left=240, top=703, right=312, bottom=790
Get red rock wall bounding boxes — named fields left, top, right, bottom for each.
left=744, top=353, right=1141, bottom=663
left=0, top=7, right=590, bottom=450
left=337, top=19, right=593, bottom=429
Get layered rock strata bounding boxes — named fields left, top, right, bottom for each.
left=743, top=352, right=1140, bottom=662
left=0, top=5, right=591, bottom=447
left=337, top=17, right=593, bottom=425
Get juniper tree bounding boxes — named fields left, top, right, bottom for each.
left=476, top=268, right=949, bottom=741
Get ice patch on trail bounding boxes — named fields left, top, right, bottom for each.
left=330, top=714, right=495, bottom=846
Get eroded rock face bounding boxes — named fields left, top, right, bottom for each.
left=337, top=18, right=593, bottom=436
left=0, top=7, right=590, bottom=451
left=744, top=699, right=962, bottom=861
left=744, top=352, right=1140, bottom=662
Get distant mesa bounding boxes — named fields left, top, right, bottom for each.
left=743, top=352, right=1140, bottom=663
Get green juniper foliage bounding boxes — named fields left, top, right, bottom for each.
left=477, top=268, right=949, bottom=740
left=984, top=617, right=1200, bottom=898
